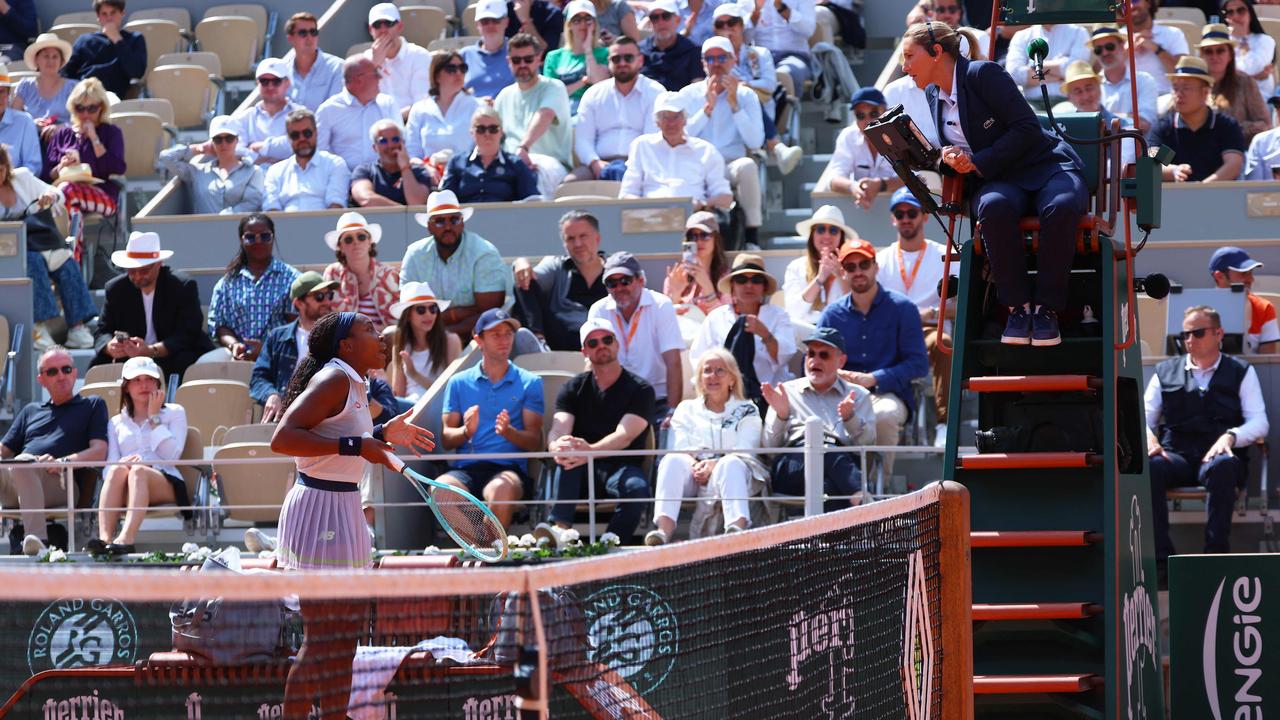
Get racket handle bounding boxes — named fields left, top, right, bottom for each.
left=386, top=451, right=406, bottom=474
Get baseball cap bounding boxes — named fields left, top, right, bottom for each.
left=702, top=36, right=735, bottom=57
left=850, top=86, right=887, bottom=108
left=474, top=308, right=521, bottom=335
left=603, top=251, right=641, bottom=279
left=653, top=91, right=686, bottom=116
left=255, top=57, right=288, bottom=80
left=803, top=327, right=846, bottom=355
left=686, top=210, right=719, bottom=234
left=713, top=3, right=747, bottom=19
left=579, top=317, right=616, bottom=346
left=889, top=186, right=922, bottom=210
left=368, top=3, right=400, bottom=25
left=121, top=356, right=164, bottom=381
left=474, top=0, right=508, bottom=21
left=565, top=0, right=597, bottom=18
left=838, top=238, right=877, bottom=263
left=1209, top=246, right=1263, bottom=275
left=290, top=271, right=339, bottom=300
left=207, top=115, right=239, bottom=142
left=648, top=0, right=679, bottom=16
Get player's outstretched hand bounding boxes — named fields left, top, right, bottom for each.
left=384, top=408, right=437, bottom=454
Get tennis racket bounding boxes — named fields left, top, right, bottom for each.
left=386, top=454, right=509, bottom=562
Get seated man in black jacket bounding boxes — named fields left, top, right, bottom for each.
left=511, top=209, right=607, bottom=350
left=92, top=232, right=212, bottom=381
left=59, top=0, right=147, bottom=98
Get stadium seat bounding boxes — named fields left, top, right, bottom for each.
left=462, top=4, right=479, bottom=35
left=53, top=11, right=99, bottom=25
left=399, top=6, right=450, bottom=46
left=114, top=112, right=176, bottom=185
left=129, top=6, right=193, bottom=33
left=211, top=441, right=293, bottom=524
left=397, top=0, right=457, bottom=29
left=114, top=97, right=176, bottom=125
left=428, top=35, right=481, bottom=52
left=203, top=3, right=271, bottom=41
left=194, top=15, right=260, bottom=79
left=144, top=426, right=207, bottom=535
left=211, top=422, right=276, bottom=447
left=175, top=379, right=253, bottom=442
left=79, top=381, right=122, bottom=407
left=1258, top=4, right=1280, bottom=18
left=182, top=360, right=254, bottom=385
left=147, top=63, right=221, bottom=129
left=83, top=363, right=125, bottom=386
left=155, top=50, right=223, bottom=78
left=1155, top=6, right=1206, bottom=24
left=346, top=41, right=374, bottom=57
left=49, top=23, right=99, bottom=46
left=0, top=316, right=19, bottom=420
left=124, top=18, right=189, bottom=81
left=553, top=180, right=621, bottom=201
left=512, top=351, right=585, bottom=374
left=1155, top=19, right=1201, bottom=56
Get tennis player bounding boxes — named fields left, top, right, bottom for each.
left=270, top=311, right=435, bottom=720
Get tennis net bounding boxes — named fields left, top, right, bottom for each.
left=0, top=482, right=971, bottom=720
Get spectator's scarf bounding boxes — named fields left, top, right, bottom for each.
left=724, top=315, right=766, bottom=415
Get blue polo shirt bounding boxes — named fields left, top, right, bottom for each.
left=459, top=40, right=514, bottom=100
left=1, top=395, right=108, bottom=458
left=442, top=360, right=544, bottom=471
left=1147, top=109, right=1245, bottom=182
left=817, top=283, right=929, bottom=413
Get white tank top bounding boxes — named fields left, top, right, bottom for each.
left=295, top=358, right=375, bottom=483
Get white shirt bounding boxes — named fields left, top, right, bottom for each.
left=586, top=288, right=685, bottom=400
left=1005, top=24, right=1092, bottom=99
left=107, top=404, right=188, bottom=479
left=1235, top=32, right=1277, bottom=98
left=782, top=255, right=841, bottom=328
left=883, top=75, right=939, bottom=148
left=573, top=75, right=664, bottom=164
left=405, top=91, right=481, bottom=159
left=1100, top=69, right=1159, bottom=129
left=1143, top=354, right=1269, bottom=446
left=1243, top=126, right=1280, bottom=180
left=1130, top=24, right=1189, bottom=95
left=690, top=303, right=797, bottom=386
left=815, top=122, right=896, bottom=192
left=315, top=89, right=400, bottom=170
left=142, top=290, right=156, bottom=344
left=876, top=239, right=947, bottom=313
left=263, top=150, right=352, bottom=211
left=365, top=40, right=434, bottom=111
left=294, top=324, right=310, bottom=370
left=749, top=0, right=815, bottom=57
left=680, top=80, right=764, bottom=161
left=668, top=396, right=763, bottom=454
left=231, top=99, right=304, bottom=164
left=939, top=64, right=971, bottom=153
left=284, top=49, right=345, bottom=111
left=619, top=133, right=731, bottom=202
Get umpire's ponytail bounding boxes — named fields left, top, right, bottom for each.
left=282, top=312, right=343, bottom=409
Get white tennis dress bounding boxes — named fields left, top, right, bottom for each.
left=276, top=358, right=375, bottom=570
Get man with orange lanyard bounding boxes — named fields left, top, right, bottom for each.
left=876, top=187, right=952, bottom=448
left=586, top=251, right=685, bottom=429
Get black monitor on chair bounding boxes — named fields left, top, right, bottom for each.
left=863, top=104, right=942, bottom=214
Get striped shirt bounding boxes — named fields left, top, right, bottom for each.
left=207, top=258, right=302, bottom=341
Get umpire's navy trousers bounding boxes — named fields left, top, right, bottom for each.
left=1149, top=449, right=1244, bottom=562
left=973, top=169, right=1089, bottom=311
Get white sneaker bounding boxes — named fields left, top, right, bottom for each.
left=774, top=143, right=803, bottom=175
left=244, top=527, right=277, bottom=553
left=32, top=323, right=54, bottom=351
left=65, top=324, right=94, bottom=349
left=532, top=522, right=561, bottom=548
left=933, top=423, right=948, bottom=449
left=22, top=534, right=46, bottom=557
left=644, top=529, right=668, bottom=546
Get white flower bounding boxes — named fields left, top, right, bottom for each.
left=46, top=548, right=66, bottom=562
left=423, top=545, right=441, bottom=553
left=600, top=532, right=621, bottom=546
left=560, top=528, right=580, bottom=543
left=35, top=547, right=51, bottom=562
left=536, top=536, right=553, bottom=549
left=518, top=533, right=537, bottom=548
left=181, top=542, right=199, bottom=554
left=566, top=539, right=583, bottom=549
left=507, top=535, right=521, bottom=547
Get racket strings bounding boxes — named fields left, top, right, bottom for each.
left=430, top=484, right=508, bottom=559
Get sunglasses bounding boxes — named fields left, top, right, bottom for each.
left=1180, top=326, right=1216, bottom=340
left=893, top=208, right=920, bottom=220
left=1201, top=45, right=1230, bottom=55
left=704, top=54, right=733, bottom=64
left=805, top=348, right=833, bottom=360
left=569, top=14, right=593, bottom=23
left=42, top=365, right=75, bottom=378
left=933, top=4, right=960, bottom=11
left=289, top=128, right=315, bottom=140
left=649, top=10, right=675, bottom=20
left=376, top=135, right=402, bottom=145
left=608, top=53, right=637, bottom=63
left=290, top=27, right=320, bottom=36
left=430, top=215, right=463, bottom=226
left=242, top=231, right=274, bottom=244
left=1223, top=5, right=1248, bottom=14
left=74, top=103, right=101, bottom=114
left=509, top=54, right=538, bottom=65
left=473, top=123, right=501, bottom=134
left=413, top=304, right=440, bottom=316
left=604, top=275, right=634, bottom=289
left=308, top=290, right=337, bottom=302
left=440, top=62, right=468, bottom=74
left=854, top=109, right=882, bottom=121
left=371, top=19, right=398, bottom=29
left=812, top=223, right=842, bottom=235
left=732, top=274, right=767, bottom=285
left=342, top=232, right=371, bottom=244
left=584, top=334, right=616, bottom=348
left=212, top=134, right=237, bottom=144
left=842, top=259, right=874, bottom=272
left=685, top=230, right=712, bottom=241
left=713, top=18, right=742, bottom=28
left=1093, top=43, right=1118, bottom=55
left=258, top=76, right=284, bottom=87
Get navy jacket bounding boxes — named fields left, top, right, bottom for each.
left=91, top=267, right=213, bottom=380
left=61, top=30, right=147, bottom=98
left=0, top=0, right=36, bottom=52
left=925, top=56, right=1082, bottom=192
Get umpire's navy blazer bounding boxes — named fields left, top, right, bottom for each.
left=925, top=56, right=1084, bottom=191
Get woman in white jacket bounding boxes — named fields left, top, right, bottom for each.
left=645, top=348, right=771, bottom=545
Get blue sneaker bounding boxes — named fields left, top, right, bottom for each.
left=1001, top=306, right=1032, bottom=345
left=1031, top=307, right=1062, bottom=346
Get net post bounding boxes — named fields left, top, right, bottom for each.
left=936, top=480, right=974, bottom=720
left=517, top=569, right=550, bottom=720
left=803, top=417, right=823, bottom=516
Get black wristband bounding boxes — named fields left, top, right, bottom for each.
left=371, top=424, right=385, bottom=442
left=338, top=436, right=363, bottom=456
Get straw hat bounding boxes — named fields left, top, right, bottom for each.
left=1197, top=22, right=1237, bottom=49
left=324, top=210, right=383, bottom=251
left=414, top=190, right=474, bottom=227
left=717, top=253, right=777, bottom=295
left=56, top=163, right=102, bottom=185
left=795, top=204, right=858, bottom=241
left=1060, top=60, right=1101, bottom=93
left=1167, top=55, right=1213, bottom=85
left=111, top=231, right=174, bottom=269
left=390, top=281, right=451, bottom=318
left=24, top=33, right=74, bottom=72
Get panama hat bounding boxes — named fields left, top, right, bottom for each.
left=1060, top=60, right=1101, bottom=93
left=795, top=204, right=858, bottom=241
left=112, top=231, right=174, bottom=269
left=55, top=163, right=102, bottom=185
left=717, top=252, right=778, bottom=295
left=24, top=33, right=73, bottom=72
left=324, top=211, right=383, bottom=251
left=1197, top=22, right=1237, bottom=49
left=1167, top=56, right=1213, bottom=85
left=390, top=281, right=451, bottom=318
left=414, top=190, right=474, bottom=227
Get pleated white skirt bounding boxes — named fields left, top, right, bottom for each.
left=275, top=478, right=373, bottom=571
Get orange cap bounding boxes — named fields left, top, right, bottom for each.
left=838, top=238, right=876, bottom=263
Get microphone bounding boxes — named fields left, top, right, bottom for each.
left=1027, top=37, right=1049, bottom=80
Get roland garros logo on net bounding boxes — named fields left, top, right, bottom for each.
left=1202, top=575, right=1263, bottom=720
left=28, top=598, right=138, bottom=674
left=583, top=584, right=678, bottom=696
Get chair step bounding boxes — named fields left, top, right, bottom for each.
left=970, top=530, right=1102, bottom=548
left=972, top=602, right=1102, bottom=621
left=973, top=673, right=1101, bottom=694
left=964, top=375, right=1101, bottom=393
left=959, top=452, right=1102, bottom=470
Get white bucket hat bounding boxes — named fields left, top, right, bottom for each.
left=112, top=231, right=175, bottom=269
left=324, top=211, right=383, bottom=251
left=390, top=281, right=452, bottom=319
left=414, top=190, right=474, bottom=227
left=795, top=204, right=859, bottom=240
